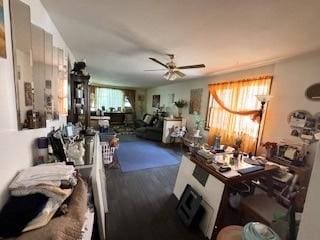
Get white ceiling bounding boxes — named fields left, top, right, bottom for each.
left=41, top=0, right=320, bottom=88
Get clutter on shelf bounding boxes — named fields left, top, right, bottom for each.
left=0, top=163, right=89, bottom=239
left=34, top=122, right=97, bottom=167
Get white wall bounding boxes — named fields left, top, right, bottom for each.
left=263, top=52, right=320, bottom=143
left=146, top=64, right=274, bottom=138
left=298, top=143, right=320, bottom=240
left=0, top=0, right=73, bottom=207
left=146, top=51, right=320, bottom=145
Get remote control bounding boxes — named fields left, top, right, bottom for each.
left=218, top=166, right=231, bottom=173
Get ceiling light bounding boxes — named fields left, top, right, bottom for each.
left=163, top=71, right=179, bottom=81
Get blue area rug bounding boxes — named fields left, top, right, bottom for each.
left=116, top=140, right=180, bottom=172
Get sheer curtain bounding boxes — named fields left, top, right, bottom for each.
left=207, top=76, right=272, bottom=153
left=95, top=88, right=125, bottom=110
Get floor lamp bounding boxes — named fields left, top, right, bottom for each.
left=255, top=95, right=272, bottom=155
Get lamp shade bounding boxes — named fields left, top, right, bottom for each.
left=255, top=94, right=272, bottom=103
left=163, top=71, right=179, bottom=81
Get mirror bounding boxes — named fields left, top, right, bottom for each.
left=305, top=83, right=320, bottom=101
left=10, top=0, right=68, bottom=130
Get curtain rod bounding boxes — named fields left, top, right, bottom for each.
left=208, top=75, right=273, bottom=86
left=89, top=84, right=137, bottom=91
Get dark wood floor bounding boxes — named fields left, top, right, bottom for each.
left=106, top=165, right=207, bottom=240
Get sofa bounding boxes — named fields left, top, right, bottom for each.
left=135, top=114, right=163, bottom=141
left=135, top=114, right=153, bottom=128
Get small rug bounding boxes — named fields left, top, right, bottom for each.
left=116, top=140, right=180, bottom=172
left=111, top=125, right=135, bottom=135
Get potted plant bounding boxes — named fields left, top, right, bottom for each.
left=174, top=99, right=187, bottom=117
left=193, top=112, right=204, bottom=137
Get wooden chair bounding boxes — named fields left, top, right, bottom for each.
left=239, top=174, right=302, bottom=239
left=239, top=193, right=287, bottom=225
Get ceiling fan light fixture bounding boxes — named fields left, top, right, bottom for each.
left=163, top=71, right=179, bottom=81
left=150, top=54, right=205, bottom=81
left=163, top=71, right=170, bottom=80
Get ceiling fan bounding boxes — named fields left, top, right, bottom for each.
left=146, top=54, right=205, bottom=81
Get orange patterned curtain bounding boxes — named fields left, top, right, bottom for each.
left=207, top=76, right=272, bottom=153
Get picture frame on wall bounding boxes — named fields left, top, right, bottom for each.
left=152, top=94, right=160, bottom=108
left=189, top=88, right=203, bottom=114
left=0, top=0, right=6, bottom=59
left=45, top=80, right=52, bottom=89
left=288, top=110, right=311, bottom=128
left=137, top=94, right=144, bottom=102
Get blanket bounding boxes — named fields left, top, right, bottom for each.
left=0, top=193, right=48, bottom=238
left=17, top=178, right=88, bottom=240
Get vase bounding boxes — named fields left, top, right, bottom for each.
left=194, top=129, right=200, bottom=137
left=178, top=108, right=182, bottom=118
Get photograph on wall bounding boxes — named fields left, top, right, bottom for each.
left=305, top=117, right=316, bottom=129
left=314, top=112, right=320, bottom=131
left=0, top=0, right=6, bottom=58
left=288, top=110, right=310, bottom=128
left=24, top=82, right=33, bottom=106
left=45, top=80, right=52, bottom=89
left=290, top=128, right=301, bottom=137
left=137, top=94, right=144, bottom=102
left=189, top=88, right=203, bottom=114
left=168, top=93, right=175, bottom=104
left=301, top=128, right=314, bottom=140
left=152, top=94, right=160, bottom=108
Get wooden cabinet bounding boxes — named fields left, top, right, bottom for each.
left=68, top=72, right=90, bottom=127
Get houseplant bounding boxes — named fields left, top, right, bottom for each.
left=193, top=112, right=204, bottom=137
left=174, top=99, right=187, bottom=117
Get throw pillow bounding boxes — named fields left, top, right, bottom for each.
left=143, top=115, right=152, bottom=125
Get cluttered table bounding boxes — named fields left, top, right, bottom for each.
left=173, top=150, right=279, bottom=240
left=190, top=151, right=279, bottom=190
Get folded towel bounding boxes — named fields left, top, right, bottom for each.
left=7, top=163, right=77, bottom=233
left=11, top=184, right=72, bottom=201
left=9, top=163, right=76, bottom=189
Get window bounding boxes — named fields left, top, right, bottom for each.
left=95, top=88, right=125, bottom=110
left=124, top=96, right=132, bottom=108
left=206, top=76, right=272, bottom=153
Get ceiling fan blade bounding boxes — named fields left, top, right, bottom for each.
left=177, top=64, right=206, bottom=69
left=144, top=69, right=167, bottom=71
left=174, top=70, right=186, bottom=78
left=149, top=57, right=168, bottom=68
